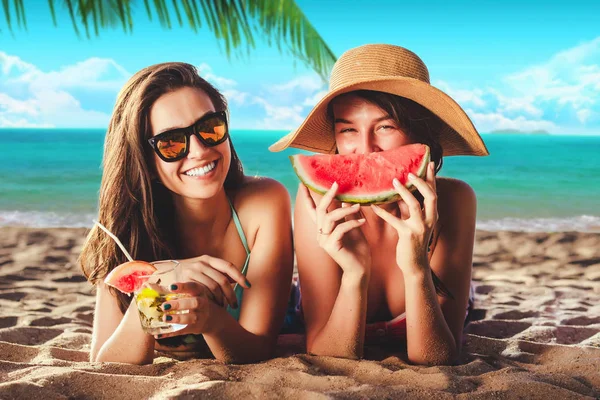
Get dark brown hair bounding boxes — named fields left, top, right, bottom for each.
left=79, top=63, right=245, bottom=312
left=329, top=90, right=454, bottom=299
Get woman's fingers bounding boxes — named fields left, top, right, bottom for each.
left=428, top=161, right=437, bottom=192
left=370, top=204, right=405, bottom=231
left=342, top=202, right=364, bottom=221
left=407, top=168, right=437, bottom=225
left=162, top=306, right=207, bottom=325
left=316, top=182, right=338, bottom=225
left=320, top=203, right=361, bottom=234
left=327, top=218, right=366, bottom=243
left=163, top=295, right=203, bottom=312
left=172, top=278, right=224, bottom=306
left=393, top=178, right=422, bottom=217
left=201, top=267, right=238, bottom=309
left=169, top=280, right=207, bottom=296
left=199, top=256, right=250, bottom=289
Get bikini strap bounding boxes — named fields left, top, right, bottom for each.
left=227, top=196, right=250, bottom=256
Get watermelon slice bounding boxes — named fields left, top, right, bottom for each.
left=104, top=261, right=157, bottom=294
left=290, top=144, right=430, bottom=204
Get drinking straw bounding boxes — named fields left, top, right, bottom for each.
left=93, top=220, right=134, bottom=262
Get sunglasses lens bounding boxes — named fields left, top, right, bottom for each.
left=155, top=132, right=187, bottom=160
left=196, top=114, right=228, bottom=145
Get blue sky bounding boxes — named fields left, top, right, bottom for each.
left=1, top=0, right=599, bottom=134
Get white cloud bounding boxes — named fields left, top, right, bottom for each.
left=576, top=109, right=593, bottom=124
left=504, top=37, right=600, bottom=110
left=223, top=89, right=249, bottom=105
left=433, top=37, right=600, bottom=133
left=0, top=93, right=39, bottom=116
left=197, top=63, right=238, bottom=89
left=435, top=81, right=486, bottom=108
left=0, top=52, right=37, bottom=75
left=268, top=75, right=323, bottom=94
left=0, top=116, right=52, bottom=128
left=0, top=52, right=124, bottom=128
left=197, top=63, right=250, bottom=106
left=302, top=90, right=328, bottom=107
left=250, top=97, right=305, bottom=130
left=467, top=109, right=557, bottom=133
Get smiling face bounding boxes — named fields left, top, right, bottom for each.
left=332, top=93, right=413, bottom=155
left=149, top=86, right=231, bottom=200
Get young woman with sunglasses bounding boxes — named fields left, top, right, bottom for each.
left=80, top=63, right=294, bottom=364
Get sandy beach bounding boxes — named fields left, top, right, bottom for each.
left=0, top=227, right=598, bottom=399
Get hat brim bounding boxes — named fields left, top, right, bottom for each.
left=269, top=77, right=489, bottom=157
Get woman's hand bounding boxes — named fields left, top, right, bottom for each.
left=152, top=285, right=217, bottom=338
left=371, top=162, right=438, bottom=276
left=300, top=182, right=371, bottom=277
left=175, top=255, right=250, bottom=309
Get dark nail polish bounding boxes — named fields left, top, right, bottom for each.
left=245, top=279, right=251, bottom=288
left=166, top=315, right=172, bottom=321
left=170, top=284, right=178, bottom=291
left=163, top=303, right=171, bottom=310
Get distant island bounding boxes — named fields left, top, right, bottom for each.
left=489, top=129, right=550, bottom=135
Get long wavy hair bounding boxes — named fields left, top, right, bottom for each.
left=79, top=62, right=245, bottom=312
left=328, top=90, right=453, bottom=299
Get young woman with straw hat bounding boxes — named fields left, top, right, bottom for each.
left=272, top=44, right=489, bottom=365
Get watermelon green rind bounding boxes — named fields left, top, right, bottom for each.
left=290, top=145, right=430, bottom=205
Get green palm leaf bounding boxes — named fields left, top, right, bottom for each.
left=1, top=0, right=336, bottom=81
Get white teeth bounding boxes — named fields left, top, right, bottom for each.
left=185, top=161, right=216, bottom=177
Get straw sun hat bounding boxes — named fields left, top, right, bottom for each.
left=269, top=44, right=489, bottom=156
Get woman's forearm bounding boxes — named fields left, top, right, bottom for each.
left=404, top=268, right=457, bottom=365
left=93, top=302, right=155, bottom=364
left=307, top=271, right=369, bottom=359
left=201, top=303, right=278, bottom=364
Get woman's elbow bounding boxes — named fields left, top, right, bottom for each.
left=407, top=348, right=458, bottom=366
left=306, top=341, right=362, bottom=360
left=93, top=350, right=154, bottom=365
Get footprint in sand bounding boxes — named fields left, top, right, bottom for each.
left=493, top=310, right=539, bottom=320
left=0, top=316, right=18, bottom=328
left=465, top=320, right=531, bottom=339
left=30, top=316, right=74, bottom=327
left=52, top=275, right=88, bottom=283
left=0, top=291, right=28, bottom=301
left=0, top=327, right=63, bottom=346
left=560, top=316, right=600, bottom=326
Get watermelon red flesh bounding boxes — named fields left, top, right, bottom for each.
left=104, top=261, right=157, bottom=294
left=290, top=144, right=430, bottom=204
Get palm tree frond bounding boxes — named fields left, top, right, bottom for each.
left=143, top=0, right=152, bottom=21
left=2, top=0, right=335, bottom=81
left=171, top=0, right=183, bottom=27
left=244, top=0, right=335, bottom=81
left=47, top=0, right=57, bottom=26
left=2, top=0, right=13, bottom=31
left=2, top=0, right=26, bottom=31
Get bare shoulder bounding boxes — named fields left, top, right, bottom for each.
left=231, top=176, right=292, bottom=221
left=436, top=177, right=477, bottom=223
left=238, top=176, right=290, bottom=205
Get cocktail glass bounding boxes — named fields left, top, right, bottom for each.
left=133, top=260, right=189, bottom=335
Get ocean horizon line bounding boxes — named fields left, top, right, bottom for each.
left=0, top=210, right=598, bottom=233
left=1, top=128, right=599, bottom=137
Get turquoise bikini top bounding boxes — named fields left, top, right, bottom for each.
left=225, top=196, right=251, bottom=321
left=160, top=197, right=250, bottom=347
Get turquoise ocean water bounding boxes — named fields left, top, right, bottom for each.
left=0, top=129, right=598, bottom=231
